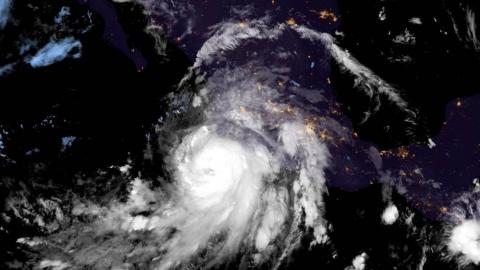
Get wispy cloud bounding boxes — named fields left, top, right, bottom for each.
left=194, top=17, right=285, bottom=66
left=466, top=8, right=479, bottom=51
left=293, top=25, right=418, bottom=125
left=329, top=43, right=417, bottom=123
left=0, top=63, right=14, bottom=77
left=0, top=0, right=12, bottom=29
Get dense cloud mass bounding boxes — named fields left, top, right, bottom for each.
left=74, top=61, right=335, bottom=268
left=445, top=189, right=480, bottom=266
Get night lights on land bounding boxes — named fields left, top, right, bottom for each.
left=238, top=20, right=247, bottom=28
left=397, top=147, right=410, bottom=159
left=286, top=18, right=297, bottom=26
left=319, top=129, right=329, bottom=141
left=310, top=9, right=339, bottom=23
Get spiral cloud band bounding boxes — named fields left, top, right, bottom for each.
left=147, top=64, right=331, bottom=269
left=32, top=15, right=341, bottom=270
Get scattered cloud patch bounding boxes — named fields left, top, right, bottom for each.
left=0, top=0, right=12, bottom=29
left=409, top=17, right=422, bottom=25
left=0, top=133, right=3, bottom=153
left=392, top=29, right=416, bottom=45
left=291, top=27, right=418, bottom=126
left=346, top=252, right=368, bottom=270
left=0, top=63, right=14, bottom=77
left=427, top=138, right=436, bottom=149
left=28, top=37, right=82, bottom=68
left=119, top=164, right=132, bottom=174
left=61, top=136, right=76, bottom=149
left=54, top=6, right=71, bottom=24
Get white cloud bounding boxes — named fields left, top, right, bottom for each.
left=427, top=138, right=436, bottom=149
left=147, top=64, right=331, bottom=268
left=39, top=260, right=70, bottom=270
left=450, top=7, right=480, bottom=52
left=292, top=26, right=418, bottom=125
left=194, top=17, right=285, bottom=66
left=128, top=178, right=156, bottom=211
left=347, top=252, right=368, bottom=270
left=409, top=17, right=422, bottom=25
left=382, top=204, right=399, bottom=225
left=118, top=164, right=131, bottom=174
left=191, top=95, right=202, bottom=107
left=279, top=121, right=330, bottom=244
left=0, top=0, right=11, bottom=29
left=448, top=220, right=480, bottom=265
left=18, top=19, right=357, bottom=270
left=28, top=37, right=82, bottom=68
left=444, top=189, right=480, bottom=267
left=16, top=237, right=45, bottom=247
left=329, top=43, right=415, bottom=124
left=255, top=187, right=289, bottom=250
left=79, top=63, right=332, bottom=269
left=378, top=7, right=386, bottom=21
left=139, top=0, right=196, bottom=40
left=392, top=29, right=416, bottom=45
left=466, top=8, right=479, bottom=51
left=54, top=6, right=71, bottom=24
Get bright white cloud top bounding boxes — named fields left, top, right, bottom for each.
left=382, top=204, right=399, bottom=225
left=448, top=220, right=480, bottom=265
left=445, top=189, right=480, bottom=267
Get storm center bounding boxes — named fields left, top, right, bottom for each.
left=174, top=126, right=274, bottom=210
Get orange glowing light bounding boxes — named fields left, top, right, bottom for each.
left=311, top=9, right=339, bottom=23
left=286, top=18, right=297, bottom=26
left=238, top=20, right=247, bottom=28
